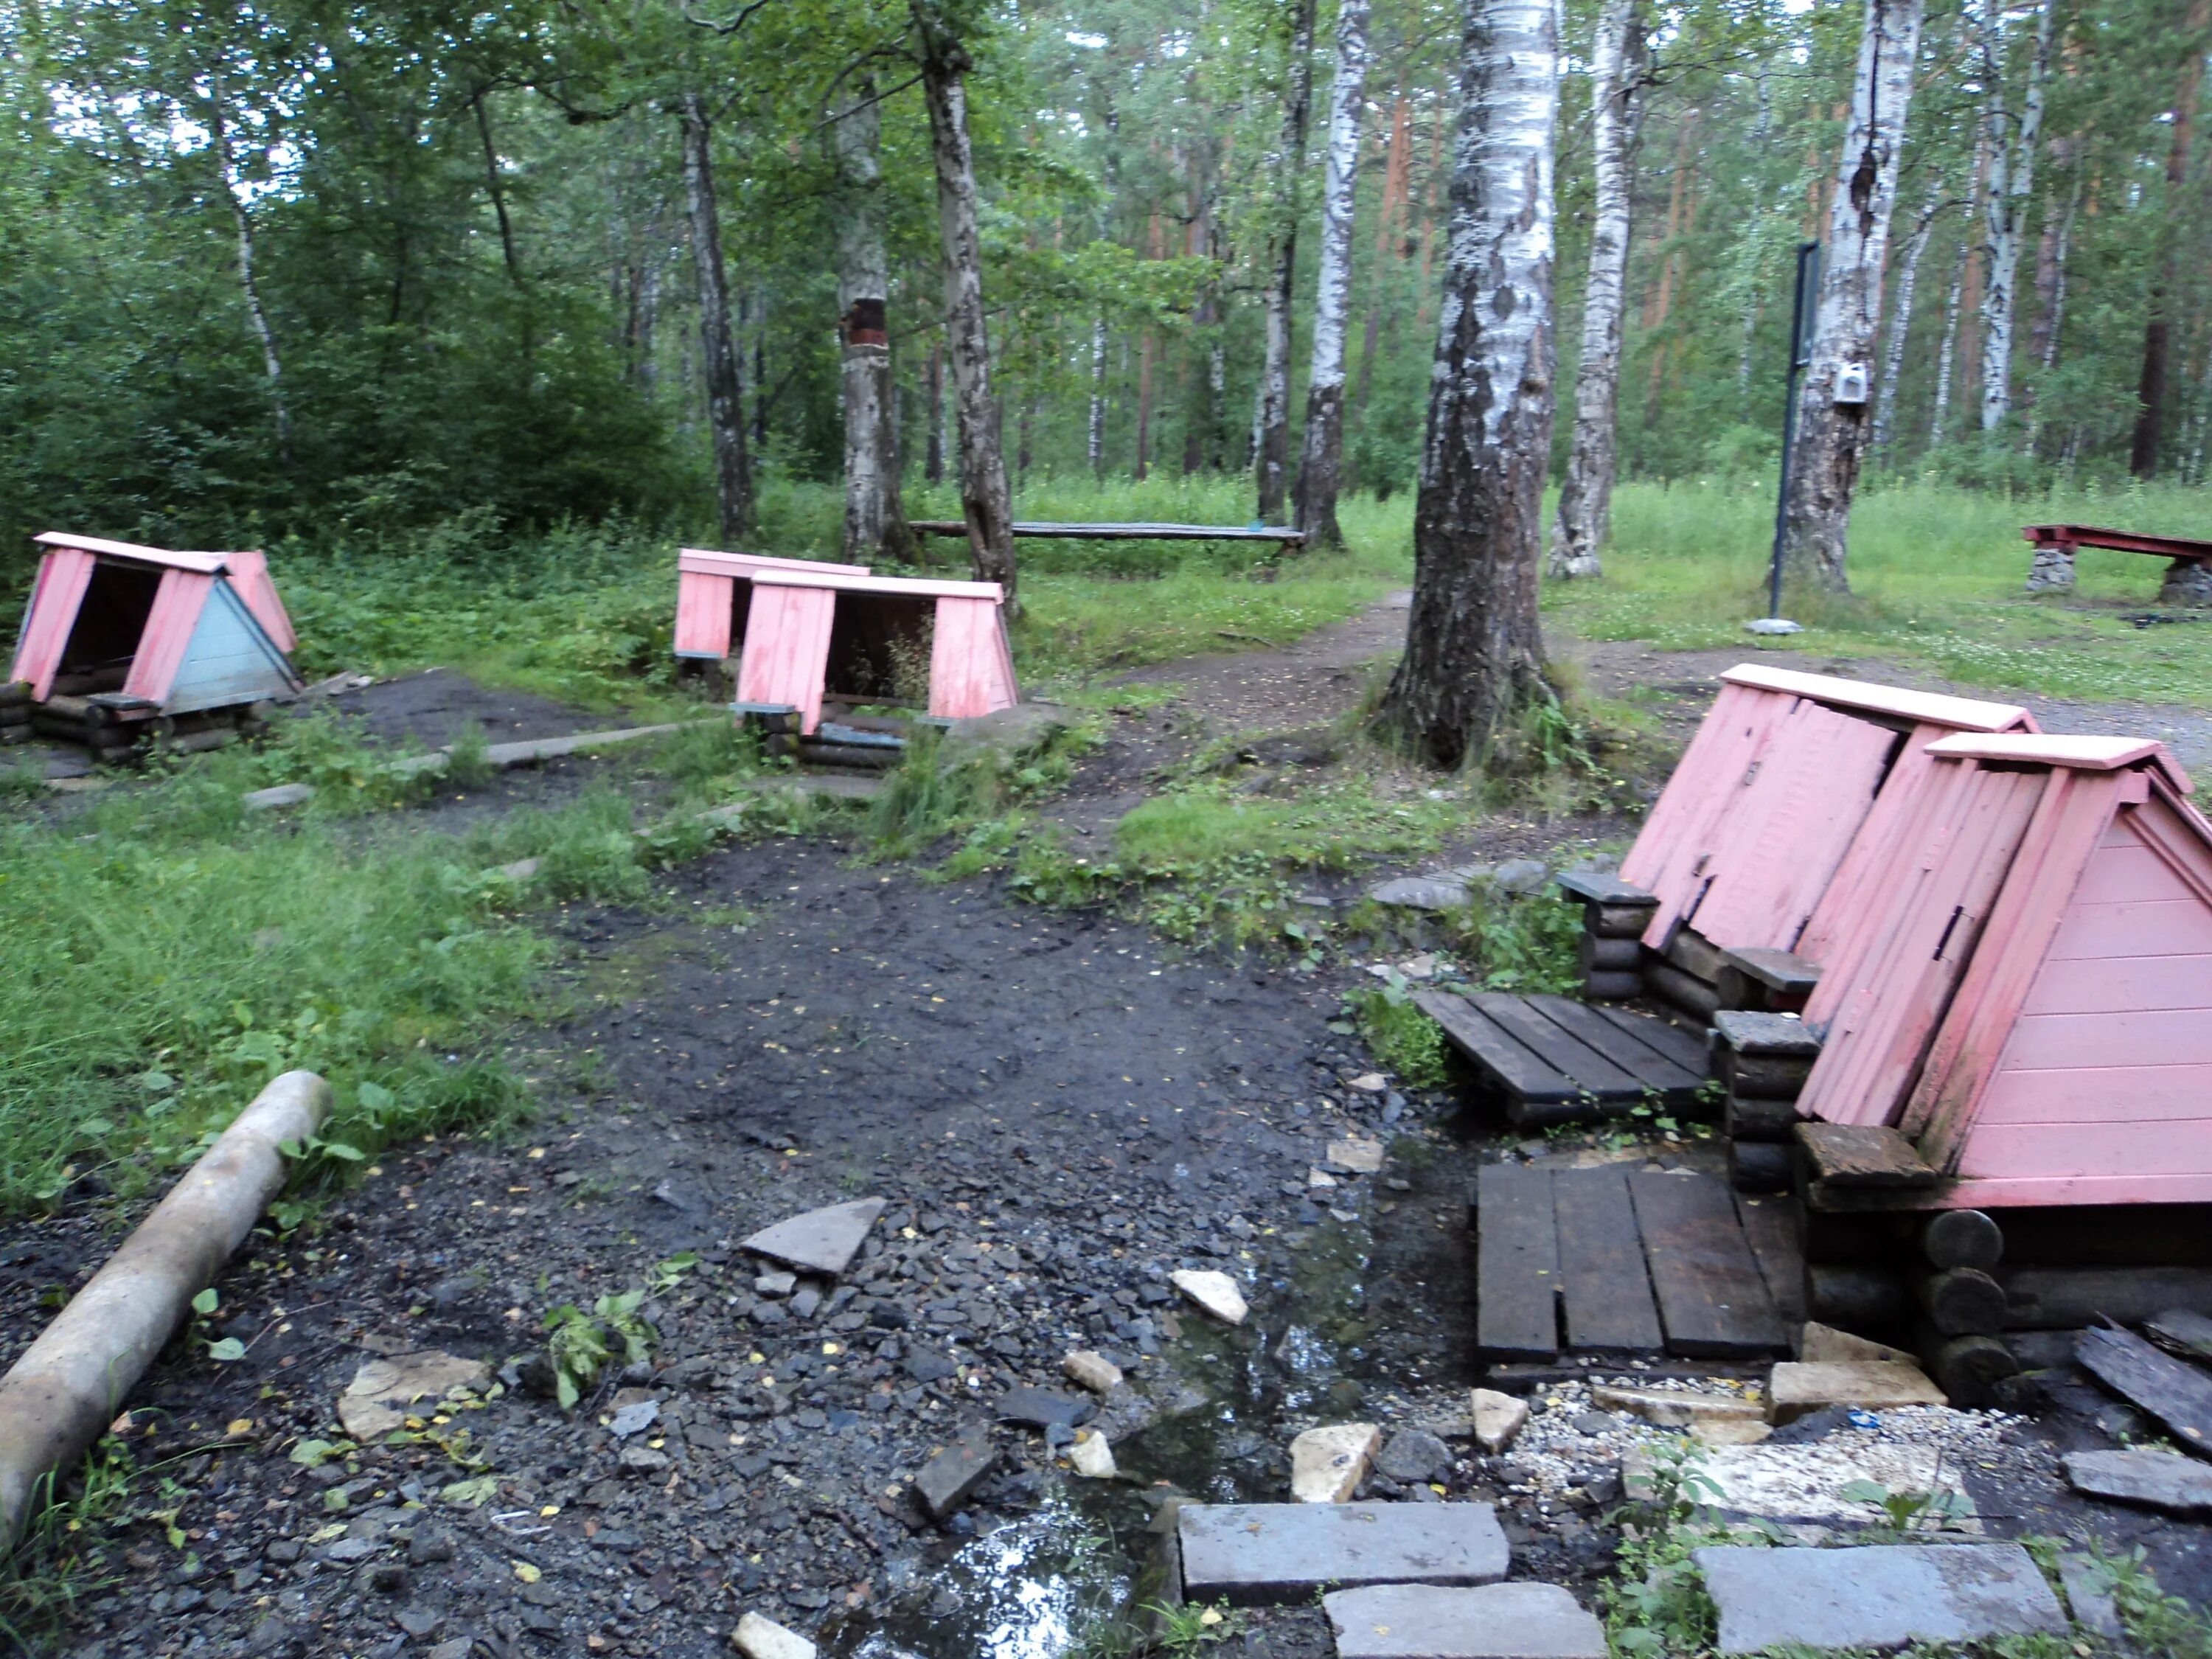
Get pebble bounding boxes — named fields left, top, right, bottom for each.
left=731, top=1610, right=818, bottom=1659
left=1061, top=1351, right=1124, bottom=1394
left=1068, top=1429, right=1116, bottom=1478
left=1470, top=1389, right=1529, bottom=1454
left=1170, top=1269, right=1248, bottom=1326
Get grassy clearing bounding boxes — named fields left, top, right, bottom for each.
left=1562, top=478, right=2212, bottom=707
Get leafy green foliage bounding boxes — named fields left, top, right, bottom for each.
left=1345, top=980, right=1450, bottom=1089
left=543, top=1290, right=655, bottom=1411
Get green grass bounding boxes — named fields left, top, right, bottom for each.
left=1558, top=477, right=2212, bottom=708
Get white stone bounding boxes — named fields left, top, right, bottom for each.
left=1767, top=1360, right=1946, bottom=1423
left=1291, top=1422, right=1382, bottom=1503
left=731, top=1610, right=816, bottom=1659
left=1346, top=1074, right=1388, bottom=1093
left=1590, top=1384, right=1766, bottom=1430
left=1068, top=1429, right=1117, bottom=1478
left=1627, top=1441, right=1977, bottom=1531
left=1062, top=1350, right=1123, bottom=1394
left=1470, top=1388, right=1528, bottom=1455
left=1172, top=1270, right=1248, bottom=1326
left=243, top=782, right=316, bottom=812
left=336, top=1350, right=491, bottom=1440
left=1309, top=1167, right=1340, bottom=1189
left=1799, top=1322, right=1915, bottom=1366
left=1327, top=1138, right=1385, bottom=1175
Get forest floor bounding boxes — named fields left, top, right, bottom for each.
left=6, top=598, right=2212, bottom=1659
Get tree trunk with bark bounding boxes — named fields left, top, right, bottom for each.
left=1293, top=0, right=1371, bottom=547
left=1256, top=0, right=1318, bottom=523
left=1548, top=0, right=1645, bottom=580
left=925, top=340, right=945, bottom=482
left=915, top=9, right=1018, bottom=605
left=681, top=94, right=754, bottom=543
left=1088, top=316, right=1109, bottom=475
left=831, top=75, right=912, bottom=564
left=1354, top=89, right=1412, bottom=416
left=1375, top=0, right=1559, bottom=768
left=1778, top=0, right=1926, bottom=592
left=1873, top=184, right=1944, bottom=456
left=1978, top=0, right=2054, bottom=432
left=2132, top=0, right=2212, bottom=478
left=206, top=81, right=291, bottom=457
left=1932, top=234, right=1968, bottom=445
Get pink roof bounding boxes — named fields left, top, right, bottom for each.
left=1926, top=731, right=2194, bottom=791
left=750, top=568, right=1006, bottom=602
left=33, top=532, right=229, bottom=574
left=678, top=549, right=869, bottom=579
left=1720, top=663, right=2032, bottom=733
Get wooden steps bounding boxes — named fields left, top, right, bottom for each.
left=1414, top=991, right=1710, bottom=1125
left=1472, top=1163, right=1798, bottom=1364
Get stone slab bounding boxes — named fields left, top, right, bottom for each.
left=1800, top=1323, right=1915, bottom=1366
left=1290, top=1422, right=1380, bottom=1503
left=2065, top=1448, right=2212, bottom=1514
left=996, top=1385, right=1095, bottom=1430
left=1590, top=1384, right=1765, bottom=1430
left=1369, top=876, right=1472, bottom=913
left=732, top=1610, right=817, bottom=1659
left=1178, top=1501, right=1507, bottom=1606
left=1324, top=1583, right=1607, bottom=1659
left=243, top=782, right=316, bottom=812
left=914, top=1427, right=997, bottom=1520
left=739, top=1197, right=887, bottom=1278
left=1627, top=1441, right=1975, bottom=1531
left=2057, top=1553, right=2125, bottom=1639
left=1767, top=1361, right=1946, bottom=1423
left=1695, top=1543, right=2065, bottom=1654
left=1712, top=1011, right=1820, bottom=1058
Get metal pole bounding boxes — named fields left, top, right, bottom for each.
left=1767, top=240, right=1820, bottom=620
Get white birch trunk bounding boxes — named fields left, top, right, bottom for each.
left=206, top=83, right=291, bottom=455
left=681, top=94, right=754, bottom=543
left=1978, top=0, right=2054, bottom=432
left=1779, top=0, right=1925, bottom=591
left=1933, top=237, right=1967, bottom=445
left=1548, top=0, right=1644, bottom=579
left=915, top=13, right=1018, bottom=605
left=1293, top=0, right=1372, bottom=547
left=1873, top=186, right=1945, bottom=456
left=1378, top=0, right=1559, bottom=766
left=1256, top=0, right=1318, bottom=522
left=832, top=76, right=911, bottom=563
left=1088, top=316, right=1108, bottom=476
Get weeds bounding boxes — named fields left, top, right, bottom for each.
left=542, top=1288, right=655, bottom=1409
left=1346, top=979, right=1451, bottom=1088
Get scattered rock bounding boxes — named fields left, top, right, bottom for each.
left=1068, top=1430, right=1116, bottom=1479
left=1590, top=1385, right=1766, bottom=1431
left=914, top=1428, right=998, bottom=1521
left=2057, top=1553, right=2126, bottom=1639
left=1487, top=859, right=1551, bottom=896
left=1290, top=1423, right=1382, bottom=1503
left=731, top=1610, right=817, bottom=1659
left=1375, top=1429, right=1453, bottom=1486
left=904, top=1346, right=959, bottom=1384
left=1179, top=1502, right=1509, bottom=1605
left=1345, top=1074, right=1388, bottom=1094
left=493, top=858, right=540, bottom=883
left=1309, top=1168, right=1340, bottom=1189
left=1766, top=1360, right=1946, bottom=1424
left=1062, top=1351, right=1124, bottom=1395
left=996, top=1386, right=1095, bottom=1430
left=607, top=1398, right=659, bottom=1439
left=1170, top=1269, right=1248, bottom=1326
left=243, top=783, right=316, bottom=813
left=1326, top=1138, right=1385, bottom=1175
left=1324, top=1582, right=1606, bottom=1659
left=2063, top=1448, right=2212, bottom=1514
left=754, top=1272, right=797, bottom=1299
left=1800, top=1322, right=1916, bottom=1366
left=739, top=1197, right=888, bottom=1278
left=335, top=1350, right=490, bottom=1440
left=1470, top=1388, right=1528, bottom=1454
left=1694, top=1543, right=2065, bottom=1655
left=1368, top=877, right=1471, bottom=913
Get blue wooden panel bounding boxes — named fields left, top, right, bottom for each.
left=164, top=580, right=298, bottom=713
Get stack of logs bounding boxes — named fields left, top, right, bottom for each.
left=29, top=695, right=269, bottom=756
left=1554, top=870, right=1657, bottom=1001
left=0, top=682, right=27, bottom=746
left=1715, top=1012, right=1820, bottom=1194
left=1804, top=1208, right=2021, bottom=1407
left=733, top=703, right=917, bottom=773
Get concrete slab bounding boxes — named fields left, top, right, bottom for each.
left=1178, top=1501, right=1508, bottom=1606
left=1767, top=1361, right=1946, bottom=1423
left=1694, top=1543, right=2065, bottom=1654
left=1324, top=1583, right=1607, bottom=1658
left=2064, top=1448, right=2212, bottom=1514
left=1625, top=1441, right=1977, bottom=1532
left=739, top=1197, right=888, bottom=1277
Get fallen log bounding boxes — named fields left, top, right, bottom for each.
left=0, top=1071, right=330, bottom=1547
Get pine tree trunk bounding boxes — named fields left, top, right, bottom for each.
left=1549, top=0, right=1645, bottom=580
left=916, top=12, right=1018, bottom=605
left=832, top=75, right=912, bottom=564
left=1354, top=90, right=1412, bottom=414
left=2132, top=0, right=2212, bottom=479
left=1873, top=186, right=1944, bottom=457
left=1779, top=0, right=1925, bottom=593
left=1293, top=0, right=1371, bottom=548
left=1256, top=0, right=1318, bottom=523
left=1977, top=0, right=2054, bottom=432
left=681, top=94, right=755, bottom=543
left=1376, top=0, right=1559, bottom=768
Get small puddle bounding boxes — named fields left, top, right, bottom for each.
left=824, top=1215, right=1380, bottom=1654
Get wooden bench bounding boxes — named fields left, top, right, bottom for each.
left=909, top=521, right=1307, bottom=560
left=2023, top=523, right=2212, bottom=605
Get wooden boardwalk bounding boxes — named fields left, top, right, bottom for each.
left=1416, top=991, right=1710, bottom=1124
left=1473, top=1163, right=1801, bottom=1363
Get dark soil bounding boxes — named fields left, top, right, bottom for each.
left=321, top=672, right=631, bottom=751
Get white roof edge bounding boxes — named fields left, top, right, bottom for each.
left=1722, top=662, right=2032, bottom=733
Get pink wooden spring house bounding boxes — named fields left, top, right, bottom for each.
left=673, top=549, right=869, bottom=664
left=1790, top=734, right=2212, bottom=1208
left=1620, top=664, right=2038, bottom=961
left=9, top=532, right=301, bottom=712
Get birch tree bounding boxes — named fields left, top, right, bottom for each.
left=1778, top=0, right=1925, bottom=592
left=1548, top=0, right=1644, bottom=579
left=1292, top=0, right=1371, bottom=548
left=914, top=1, right=1018, bottom=605
left=1376, top=0, right=1559, bottom=768
left=681, top=94, right=754, bottom=543
left=1873, top=184, right=1946, bottom=456
left=1255, top=0, right=1318, bottom=524
left=830, top=74, right=911, bottom=563
left=204, top=70, right=291, bottom=458
left=1976, top=0, right=2054, bottom=431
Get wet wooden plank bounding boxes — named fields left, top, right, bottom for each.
left=1630, top=1171, right=1787, bottom=1358
left=1532, top=997, right=1705, bottom=1100
left=1415, top=993, right=1579, bottom=1106
left=2076, top=1326, right=2212, bottom=1458
left=1586, top=1004, right=1712, bottom=1077
left=1797, top=1124, right=1938, bottom=1188
left=1472, top=994, right=1645, bottom=1099
left=1475, top=1164, right=1560, bottom=1362
left=1732, top=1189, right=1806, bottom=1325
left=1554, top=1165, right=1664, bottom=1352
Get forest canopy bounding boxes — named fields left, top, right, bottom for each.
left=0, top=0, right=2202, bottom=559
